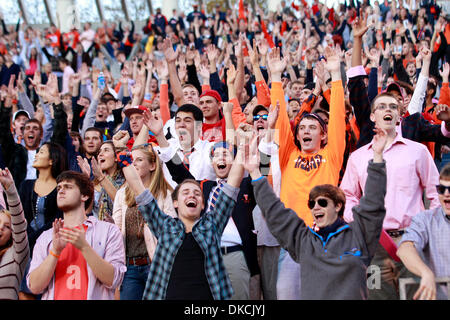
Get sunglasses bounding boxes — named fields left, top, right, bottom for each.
left=253, top=114, right=268, bottom=121
left=436, top=184, right=450, bottom=195
left=308, top=198, right=329, bottom=210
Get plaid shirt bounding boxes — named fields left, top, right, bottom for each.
left=348, top=75, right=450, bottom=149
left=136, top=184, right=239, bottom=300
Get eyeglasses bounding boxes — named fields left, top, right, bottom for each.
left=253, top=114, right=268, bottom=121
left=307, top=198, right=329, bottom=210
left=436, top=184, right=450, bottom=195
left=374, top=104, right=399, bottom=111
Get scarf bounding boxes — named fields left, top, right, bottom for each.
left=98, top=170, right=125, bottom=221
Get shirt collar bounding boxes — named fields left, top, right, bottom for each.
left=368, top=131, right=407, bottom=152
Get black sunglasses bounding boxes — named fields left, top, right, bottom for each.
left=436, top=184, right=450, bottom=195
left=253, top=114, right=268, bottom=121
left=308, top=198, right=329, bottom=210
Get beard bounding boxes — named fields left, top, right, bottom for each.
left=57, top=199, right=82, bottom=212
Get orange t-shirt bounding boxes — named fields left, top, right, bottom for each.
left=54, top=225, right=89, bottom=300
left=274, top=81, right=346, bottom=227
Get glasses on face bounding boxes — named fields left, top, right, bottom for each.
left=253, top=114, right=268, bottom=121
left=308, top=198, right=329, bottom=210
left=436, top=184, right=450, bottom=195
left=374, top=104, right=399, bottom=111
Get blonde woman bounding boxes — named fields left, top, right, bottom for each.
left=0, top=168, right=29, bottom=300
left=113, top=144, right=176, bottom=300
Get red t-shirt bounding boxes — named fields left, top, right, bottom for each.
left=54, top=225, right=89, bottom=300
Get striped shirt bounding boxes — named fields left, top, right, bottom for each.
left=0, top=184, right=29, bottom=300
left=136, top=183, right=239, bottom=300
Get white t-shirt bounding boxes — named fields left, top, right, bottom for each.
left=26, top=149, right=37, bottom=180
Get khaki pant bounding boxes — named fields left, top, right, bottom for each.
left=223, top=250, right=250, bottom=300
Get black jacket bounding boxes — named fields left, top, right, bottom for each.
left=0, top=103, right=28, bottom=188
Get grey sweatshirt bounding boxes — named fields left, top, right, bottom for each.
left=252, top=160, right=387, bottom=300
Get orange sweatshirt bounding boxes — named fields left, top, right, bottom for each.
left=274, top=81, right=346, bottom=226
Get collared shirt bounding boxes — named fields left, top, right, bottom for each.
left=26, top=149, right=37, bottom=180
left=347, top=66, right=450, bottom=149
left=399, top=207, right=450, bottom=299
left=207, top=179, right=242, bottom=248
left=136, top=183, right=239, bottom=300
left=27, top=216, right=126, bottom=300
left=341, top=134, right=440, bottom=230
left=155, top=138, right=216, bottom=181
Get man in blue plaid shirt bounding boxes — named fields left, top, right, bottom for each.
left=119, top=142, right=246, bottom=300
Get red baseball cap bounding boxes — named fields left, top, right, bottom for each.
left=200, top=89, right=222, bottom=103
left=124, top=105, right=147, bottom=118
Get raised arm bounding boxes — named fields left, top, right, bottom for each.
left=244, top=131, right=307, bottom=262
left=350, top=127, right=387, bottom=258
left=162, top=38, right=184, bottom=107
left=408, top=47, right=431, bottom=115
left=121, top=155, right=170, bottom=239
left=0, top=168, right=29, bottom=275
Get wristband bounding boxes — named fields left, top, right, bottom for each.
left=49, top=250, right=60, bottom=259
left=117, top=151, right=133, bottom=168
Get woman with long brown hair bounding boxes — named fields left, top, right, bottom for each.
left=78, top=140, right=125, bottom=223
left=0, top=168, right=29, bottom=300
left=112, top=144, right=175, bottom=300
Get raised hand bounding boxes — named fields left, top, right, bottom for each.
left=352, top=9, right=369, bottom=38
left=421, top=47, right=432, bottom=64
left=161, top=38, right=178, bottom=63
left=226, top=64, right=237, bottom=85
left=198, top=61, right=210, bottom=82
left=77, top=156, right=91, bottom=177
left=372, top=125, right=388, bottom=161
left=248, top=39, right=259, bottom=66
left=143, top=109, right=163, bottom=137
left=155, top=59, right=169, bottom=81
left=365, top=47, right=381, bottom=65
left=268, top=101, right=280, bottom=130
left=267, top=47, right=287, bottom=79
left=91, top=158, right=103, bottom=180
left=242, top=129, right=261, bottom=178
left=0, top=168, right=14, bottom=190
left=206, top=44, right=219, bottom=63
left=323, top=45, right=342, bottom=76
left=439, top=62, right=449, bottom=83
left=112, top=130, right=130, bottom=149
left=221, top=101, right=233, bottom=116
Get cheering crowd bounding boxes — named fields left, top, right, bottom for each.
left=0, top=0, right=449, bottom=300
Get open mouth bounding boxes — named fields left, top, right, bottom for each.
left=217, top=163, right=226, bottom=170
left=314, top=213, right=325, bottom=222
left=185, top=199, right=197, bottom=208
left=383, top=114, right=393, bottom=121
left=303, top=137, right=312, bottom=143
left=444, top=199, right=450, bottom=208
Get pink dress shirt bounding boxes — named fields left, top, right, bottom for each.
left=341, top=134, right=440, bottom=230
left=27, top=216, right=126, bottom=300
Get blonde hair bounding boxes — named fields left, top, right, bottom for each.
left=125, top=145, right=173, bottom=207
left=0, top=210, right=12, bottom=259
